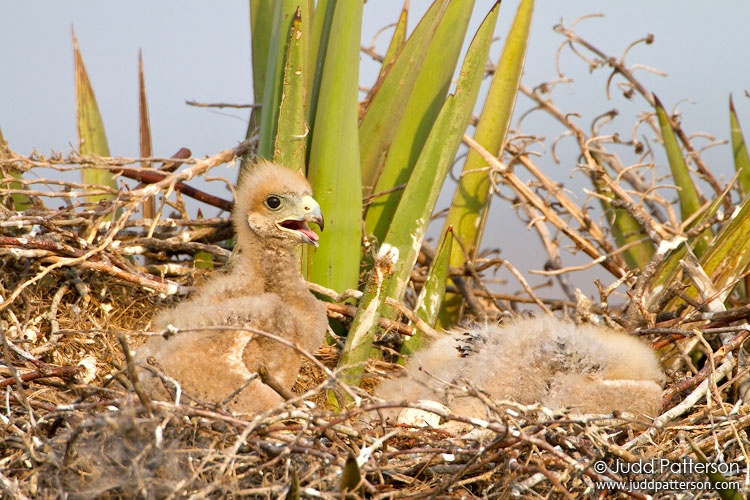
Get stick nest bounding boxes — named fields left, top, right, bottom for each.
left=1, top=149, right=749, bottom=499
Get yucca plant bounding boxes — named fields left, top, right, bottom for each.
left=0, top=128, right=32, bottom=212
left=590, top=96, right=750, bottom=323
left=247, top=0, right=537, bottom=404
left=72, top=29, right=117, bottom=207
left=58, top=1, right=750, bottom=410
left=509, top=24, right=750, bottom=349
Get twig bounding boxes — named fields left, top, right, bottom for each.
left=117, top=166, right=233, bottom=211
left=0, top=364, right=81, bottom=389
left=0, top=471, right=32, bottom=500
left=185, top=100, right=257, bottom=109
left=629, top=359, right=736, bottom=451
left=553, top=20, right=726, bottom=206
left=324, top=302, right=416, bottom=337
left=258, top=365, right=295, bottom=401
left=463, top=133, right=628, bottom=279
left=115, top=333, right=153, bottom=416
left=500, top=259, right=552, bottom=314
left=308, top=282, right=441, bottom=340
left=661, top=325, right=750, bottom=408
left=42, top=256, right=188, bottom=295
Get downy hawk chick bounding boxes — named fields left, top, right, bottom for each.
left=376, top=316, right=665, bottom=418
left=137, top=160, right=327, bottom=413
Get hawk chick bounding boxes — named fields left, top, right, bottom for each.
left=376, top=316, right=664, bottom=418
left=137, top=160, right=327, bottom=413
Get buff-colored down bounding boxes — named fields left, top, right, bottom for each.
left=136, top=161, right=328, bottom=413
left=376, top=316, right=665, bottom=417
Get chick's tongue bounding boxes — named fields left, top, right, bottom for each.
left=298, top=228, right=319, bottom=243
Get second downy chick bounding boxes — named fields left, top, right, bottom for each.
left=375, top=315, right=665, bottom=418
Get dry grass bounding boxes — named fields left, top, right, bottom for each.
left=1, top=148, right=749, bottom=499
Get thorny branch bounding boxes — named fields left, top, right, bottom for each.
left=553, top=18, right=727, bottom=207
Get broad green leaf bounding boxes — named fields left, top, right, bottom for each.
left=73, top=29, right=116, bottom=205
left=377, top=1, right=409, bottom=81
left=138, top=50, right=156, bottom=222
left=601, top=194, right=655, bottom=271
left=306, top=0, right=364, bottom=296
left=284, top=469, right=300, bottom=500
left=339, top=453, right=364, bottom=497
left=193, top=209, right=214, bottom=270
left=415, top=227, right=454, bottom=326
left=730, top=95, right=750, bottom=196
left=384, top=2, right=499, bottom=308
left=641, top=242, right=686, bottom=314
left=359, top=0, right=448, bottom=197
left=257, top=1, right=307, bottom=159
left=331, top=244, right=396, bottom=408
left=364, top=0, right=475, bottom=243
left=591, top=153, right=654, bottom=270
left=401, top=226, right=454, bottom=359
left=249, top=0, right=275, bottom=137
left=439, top=0, right=533, bottom=327
left=687, top=191, right=750, bottom=305
left=273, top=8, right=307, bottom=173
left=647, top=184, right=736, bottom=313
left=655, top=95, right=711, bottom=256
left=335, top=1, right=498, bottom=395
left=307, top=0, right=335, bottom=139
left=0, top=128, right=32, bottom=212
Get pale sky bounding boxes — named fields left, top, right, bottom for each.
left=2, top=1, right=749, bottom=299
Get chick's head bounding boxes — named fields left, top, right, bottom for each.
left=234, top=160, right=324, bottom=248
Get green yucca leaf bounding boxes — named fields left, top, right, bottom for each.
left=384, top=1, right=499, bottom=306
left=249, top=0, right=275, bottom=136
left=415, top=226, right=454, bottom=326
left=642, top=243, right=686, bottom=314
left=273, top=7, right=307, bottom=172
left=257, top=0, right=307, bottom=159
left=401, top=226, right=454, bottom=359
left=0, top=128, right=32, bottom=212
left=335, top=2, right=498, bottom=396
left=647, top=184, right=736, bottom=312
left=307, top=0, right=335, bottom=135
left=138, top=50, right=156, bottom=221
left=439, top=0, right=533, bottom=327
left=360, top=0, right=447, bottom=197
left=8, top=172, right=29, bottom=212
left=193, top=251, right=215, bottom=270
left=600, top=193, right=656, bottom=271
left=284, top=469, right=300, bottom=500
left=332, top=244, right=396, bottom=407
left=364, top=0, right=475, bottom=243
left=654, top=95, right=711, bottom=256
left=73, top=29, right=116, bottom=205
left=686, top=191, right=750, bottom=305
left=591, top=153, right=655, bottom=270
left=306, top=0, right=364, bottom=296
left=377, top=1, right=409, bottom=81
left=730, top=95, right=750, bottom=196
left=193, top=209, right=214, bottom=270
left=340, top=453, right=364, bottom=497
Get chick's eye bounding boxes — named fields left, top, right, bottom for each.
left=264, top=195, right=282, bottom=210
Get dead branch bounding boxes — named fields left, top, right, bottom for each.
left=0, top=364, right=81, bottom=389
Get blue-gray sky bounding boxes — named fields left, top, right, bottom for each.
left=2, top=1, right=749, bottom=298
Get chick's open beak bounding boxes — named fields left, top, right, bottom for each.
left=302, top=195, right=324, bottom=232
left=276, top=195, right=324, bottom=247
